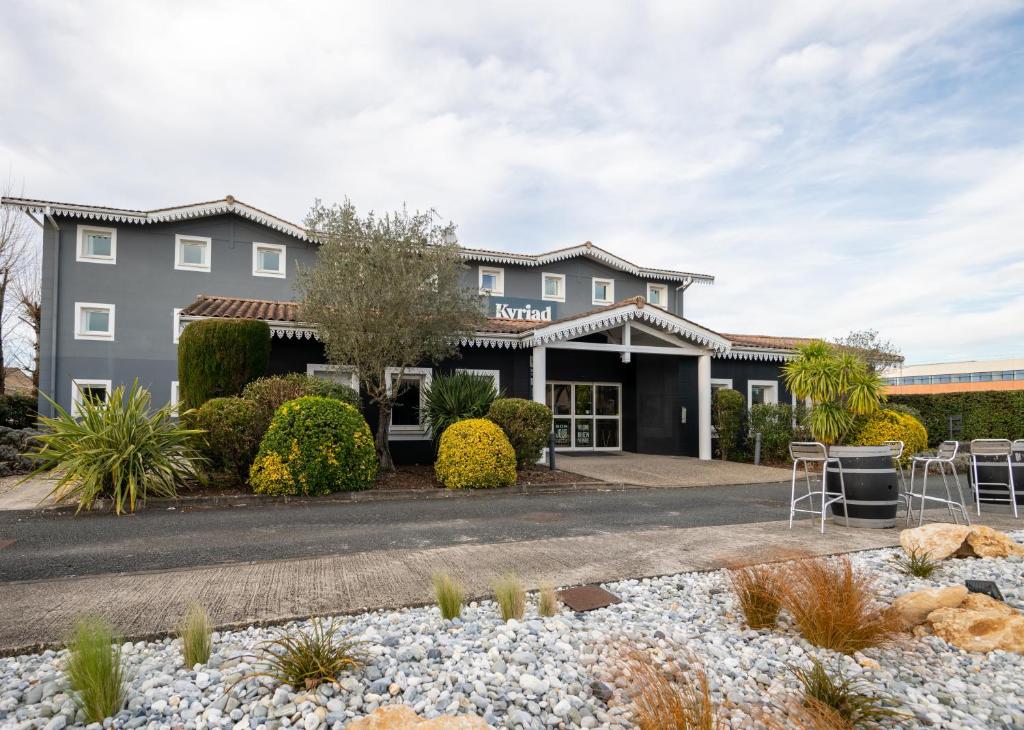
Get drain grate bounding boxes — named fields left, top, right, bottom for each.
left=557, top=584, right=622, bottom=612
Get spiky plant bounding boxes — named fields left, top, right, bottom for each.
left=493, top=574, right=526, bottom=622
left=65, top=615, right=127, bottom=723
left=179, top=603, right=213, bottom=667
left=433, top=572, right=465, bottom=620
left=790, top=658, right=906, bottom=727
left=422, top=371, right=500, bottom=443
left=248, top=619, right=362, bottom=690
left=893, top=547, right=940, bottom=579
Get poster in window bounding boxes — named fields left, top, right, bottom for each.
left=553, top=419, right=572, bottom=447
left=574, top=419, right=593, bottom=447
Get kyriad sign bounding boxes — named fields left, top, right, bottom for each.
left=491, top=297, right=555, bottom=321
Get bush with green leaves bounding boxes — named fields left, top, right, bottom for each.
left=423, top=371, right=499, bottom=443
left=889, top=391, right=1024, bottom=446
left=31, top=381, right=204, bottom=514
left=849, top=408, right=928, bottom=465
left=65, top=615, right=127, bottom=723
left=0, top=393, right=36, bottom=428
left=712, top=388, right=745, bottom=461
left=191, top=397, right=263, bottom=485
left=241, top=373, right=360, bottom=434
left=178, top=319, right=270, bottom=410
left=486, top=398, right=552, bottom=468
left=748, top=402, right=797, bottom=462
left=249, top=396, right=377, bottom=495
left=435, top=418, right=517, bottom=489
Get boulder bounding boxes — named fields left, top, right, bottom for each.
left=959, top=525, right=1024, bottom=559
left=346, top=705, right=492, bottom=730
left=900, top=524, right=972, bottom=560
left=893, top=585, right=968, bottom=627
left=927, top=593, right=1024, bottom=653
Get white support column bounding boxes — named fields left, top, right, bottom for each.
left=531, top=345, right=547, bottom=405
left=621, top=323, right=631, bottom=363
left=698, top=354, right=712, bottom=460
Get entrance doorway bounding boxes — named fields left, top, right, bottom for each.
left=546, top=381, right=622, bottom=450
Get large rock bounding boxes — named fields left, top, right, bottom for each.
left=927, top=593, right=1024, bottom=653
left=900, top=524, right=972, bottom=560
left=893, top=585, right=968, bottom=627
left=345, top=705, right=492, bottom=730
left=959, top=525, right=1024, bottom=559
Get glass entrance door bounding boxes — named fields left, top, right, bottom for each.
left=546, top=382, right=621, bottom=450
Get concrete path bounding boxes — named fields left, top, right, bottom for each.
left=0, top=474, right=60, bottom=511
left=557, top=451, right=793, bottom=486
left=3, top=510, right=1019, bottom=655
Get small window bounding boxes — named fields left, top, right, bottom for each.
left=253, top=242, right=287, bottom=278
left=76, top=225, right=117, bottom=264
left=592, top=277, right=614, bottom=305
left=170, top=381, right=179, bottom=416
left=175, top=234, right=211, bottom=272
left=541, top=273, right=565, bottom=302
left=306, top=363, right=360, bottom=391
left=173, top=308, right=183, bottom=344
left=748, top=380, right=779, bottom=407
left=647, top=283, right=668, bottom=308
left=386, top=367, right=433, bottom=437
left=71, top=379, right=112, bottom=416
left=74, top=302, right=115, bottom=341
left=478, top=266, right=504, bottom=296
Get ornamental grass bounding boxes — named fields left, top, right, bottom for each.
left=493, top=573, right=526, bottom=622
left=781, top=555, right=902, bottom=654
left=726, top=563, right=784, bottom=629
left=621, top=649, right=723, bottom=730
left=433, top=571, right=465, bottom=620
left=790, top=657, right=906, bottom=727
left=179, top=603, right=213, bottom=667
left=893, top=546, right=940, bottom=579
left=65, top=615, right=127, bottom=723
left=537, top=583, right=560, bottom=617
left=248, top=619, right=362, bottom=690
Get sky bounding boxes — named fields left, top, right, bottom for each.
left=2, top=0, right=1023, bottom=364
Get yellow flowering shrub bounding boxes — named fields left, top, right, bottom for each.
left=249, top=396, right=377, bottom=495
left=849, top=409, right=928, bottom=466
left=435, top=418, right=516, bottom=489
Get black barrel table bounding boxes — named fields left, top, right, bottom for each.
left=825, top=445, right=899, bottom=528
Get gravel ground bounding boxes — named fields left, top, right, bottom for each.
left=1, top=532, right=1022, bottom=730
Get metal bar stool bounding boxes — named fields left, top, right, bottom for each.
left=907, top=440, right=971, bottom=527
left=970, top=439, right=1018, bottom=519
left=883, top=440, right=914, bottom=522
left=789, top=442, right=849, bottom=534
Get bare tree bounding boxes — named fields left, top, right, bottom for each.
left=300, top=199, right=484, bottom=471
left=0, top=181, right=34, bottom=396
left=14, top=247, right=41, bottom=395
left=832, top=329, right=903, bottom=373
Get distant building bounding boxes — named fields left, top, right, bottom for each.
left=882, top=358, right=1024, bottom=395
left=2, top=368, right=34, bottom=396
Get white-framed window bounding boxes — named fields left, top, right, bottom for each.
left=386, top=366, right=432, bottom=438
left=252, top=242, right=287, bottom=278
left=74, top=302, right=115, bottom=341
left=748, top=380, right=779, bottom=408
left=306, top=363, right=360, bottom=391
left=71, top=378, right=112, bottom=416
left=76, top=225, right=117, bottom=264
left=170, top=381, right=179, bottom=416
left=711, top=378, right=733, bottom=394
left=478, top=266, right=504, bottom=296
left=541, top=273, right=566, bottom=302
left=174, top=234, right=211, bottom=272
left=647, top=283, right=669, bottom=309
left=546, top=381, right=622, bottom=450
left=592, top=277, right=615, bottom=305
left=456, top=368, right=501, bottom=392
left=173, top=308, right=183, bottom=344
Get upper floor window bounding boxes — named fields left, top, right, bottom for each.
left=76, top=225, right=117, bottom=264
left=175, top=234, right=211, bottom=272
left=647, top=283, right=668, bottom=309
left=74, top=302, right=115, bottom=341
left=253, top=242, right=286, bottom=278
left=479, top=266, right=504, bottom=296
left=542, top=273, right=565, bottom=302
left=592, top=277, right=614, bottom=305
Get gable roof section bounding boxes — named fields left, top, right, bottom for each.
left=460, top=241, right=714, bottom=285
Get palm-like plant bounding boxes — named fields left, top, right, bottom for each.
left=783, top=341, right=883, bottom=444
left=29, top=380, right=205, bottom=514
left=422, top=371, right=500, bottom=442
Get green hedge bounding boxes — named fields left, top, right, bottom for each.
left=0, top=394, right=36, bottom=429
left=486, top=398, right=552, bottom=468
left=889, top=391, right=1024, bottom=446
left=191, top=397, right=263, bottom=485
left=178, top=319, right=271, bottom=410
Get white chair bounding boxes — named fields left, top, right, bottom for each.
left=906, top=441, right=971, bottom=527
left=970, top=439, right=1018, bottom=519
left=788, top=442, right=849, bottom=534
left=883, top=440, right=914, bottom=521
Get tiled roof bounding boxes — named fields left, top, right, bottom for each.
left=182, top=295, right=301, bottom=322
left=721, top=333, right=820, bottom=351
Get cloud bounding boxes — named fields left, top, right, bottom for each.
left=1, top=0, right=1022, bottom=362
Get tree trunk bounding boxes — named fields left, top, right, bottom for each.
left=0, top=270, right=8, bottom=397
left=375, top=399, right=395, bottom=472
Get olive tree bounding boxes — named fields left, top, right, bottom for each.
left=299, top=199, right=484, bottom=471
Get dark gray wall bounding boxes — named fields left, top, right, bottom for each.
left=710, top=358, right=793, bottom=407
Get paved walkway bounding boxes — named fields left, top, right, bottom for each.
left=0, top=474, right=59, bottom=511
left=2, top=510, right=1019, bottom=655
left=557, top=451, right=792, bottom=486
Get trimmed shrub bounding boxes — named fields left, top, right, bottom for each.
left=178, top=319, right=270, bottom=410
left=748, top=402, right=796, bottom=462
left=242, top=373, right=359, bottom=435
left=435, top=418, right=516, bottom=489
left=712, top=388, right=744, bottom=461
left=249, top=396, right=377, bottom=496
left=423, top=371, right=499, bottom=443
left=0, top=393, right=36, bottom=428
left=849, top=408, right=927, bottom=465
left=486, top=398, right=551, bottom=468
left=192, top=397, right=263, bottom=484
left=889, top=391, right=1024, bottom=446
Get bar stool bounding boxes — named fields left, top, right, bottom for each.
left=883, top=440, right=914, bottom=521
left=788, top=442, right=849, bottom=534
left=970, top=439, right=1018, bottom=519
left=907, top=441, right=971, bottom=527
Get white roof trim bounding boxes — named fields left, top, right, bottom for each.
left=2, top=196, right=311, bottom=242
left=460, top=243, right=714, bottom=285
left=179, top=314, right=320, bottom=340
left=716, top=348, right=795, bottom=362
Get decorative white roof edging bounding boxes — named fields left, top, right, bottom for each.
left=459, top=336, right=527, bottom=349
left=716, top=349, right=794, bottom=362
left=271, top=326, right=320, bottom=340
